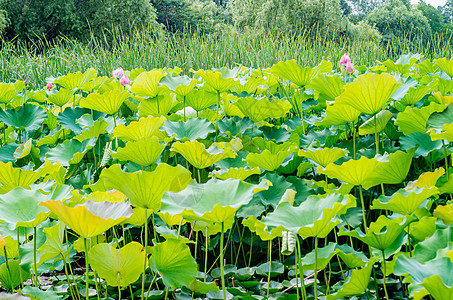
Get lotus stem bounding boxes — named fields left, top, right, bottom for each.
left=118, top=273, right=121, bottom=300
left=16, top=228, right=24, bottom=289
left=84, top=237, right=89, bottom=300
left=296, top=237, right=307, bottom=300
left=3, top=247, right=11, bottom=291
left=359, top=186, right=368, bottom=233
left=267, top=239, right=272, bottom=299
left=352, top=122, right=356, bottom=160
left=61, top=253, right=77, bottom=300
left=314, top=236, right=318, bottom=300
left=442, top=140, right=450, bottom=182
left=141, top=208, right=148, bottom=300
left=33, top=226, right=40, bottom=288
left=183, top=95, right=186, bottom=122
left=204, top=227, right=208, bottom=283
left=300, top=88, right=306, bottom=135
left=220, top=221, right=226, bottom=300
left=374, top=114, right=379, bottom=155
left=381, top=250, right=389, bottom=300
left=216, top=91, right=220, bottom=139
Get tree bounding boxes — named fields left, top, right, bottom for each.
left=349, top=0, right=385, bottom=15
left=340, top=0, right=352, bottom=16
left=416, top=2, right=445, bottom=34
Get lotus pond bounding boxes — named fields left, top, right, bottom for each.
left=0, top=54, right=452, bottom=300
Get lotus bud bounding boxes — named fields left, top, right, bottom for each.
left=24, top=79, right=29, bottom=85
left=46, top=82, right=54, bottom=90
left=339, top=53, right=351, bottom=66
left=120, top=75, right=130, bottom=86
left=345, top=61, right=355, bottom=74
left=112, top=67, right=125, bottom=79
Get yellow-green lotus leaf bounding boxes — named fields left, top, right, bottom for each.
left=400, top=84, right=432, bottom=106
left=261, top=193, right=356, bottom=239
left=112, top=136, right=165, bottom=166
left=185, top=89, right=217, bottom=112
left=211, top=167, right=261, bottom=181
left=113, top=116, right=166, bottom=142
left=358, top=110, right=393, bottom=135
left=39, top=200, right=132, bottom=238
left=0, top=235, right=4, bottom=248
left=432, top=91, right=453, bottom=105
left=0, top=236, right=18, bottom=259
left=100, top=163, right=193, bottom=210
left=36, top=221, right=66, bottom=267
left=318, top=156, right=379, bottom=188
left=422, top=275, right=453, bottom=300
left=309, top=74, right=344, bottom=100
left=130, top=70, right=166, bottom=98
left=80, top=90, right=129, bottom=115
left=14, top=139, right=33, bottom=160
left=85, top=191, right=126, bottom=203
left=171, top=140, right=237, bottom=169
left=372, top=187, right=439, bottom=215
left=336, top=73, right=400, bottom=115
left=123, top=207, right=149, bottom=226
left=435, top=58, right=453, bottom=78
left=270, top=60, right=323, bottom=87
left=47, top=88, right=74, bottom=107
left=395, top=102, right=445, bottom=135
left=222, top=94, right=245, bottom=118
left=54, top=68, right=98, bottom=90
left=429, top=123, right=453, bottom=142
left=362, top=150, right=415, bottom=189
left=235, top=97, right=291, bottom=122
left=434, top=204, right=453, bottom=225
left=407, top=168, right=445, bottom=190
left=231, top=76, right=267, bottom=94
left=73, top=235, right=106, bottom=253
left=0, top=161, right=60, bottom=194
left=160, top=75, right=198, bottom=96
left=242, top=216, right=282, bottom=241
left=194, top=68, right=240, bottom=93
left=89, top=242, right=146, bottom=287
left=157, top=211, right=185, bottom=227
left=160, top=179, right=269, bottom=227
left=138, top=92, right=179, bottom=117
left=0, top=187, right=51, bottom=229
left=316, top=102, right=361, bottom=126
left=0, top=83, right=17, bottom=104
left=298, top=147, right=347, bottom=167
left=245, top=149, right=295, bottom=172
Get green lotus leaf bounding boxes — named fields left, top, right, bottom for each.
left=47, top=88, right=74, bottom=107
left=434, top=204, right=453, bottom=225
left=408, top=216, right=437, bottom=244
left=45, top=138, right=96, bottom=167
left=413, top=227, right=453, bottom=263
left=36, top=129, right=62, bottom=147
left=326, top=257, right=378, bottom=300
left=211, top=167, right=261, bottom=181
left=308, top=74, right=344, bottom=100
left=358, top=110, right=393, bottom=135
left=317, top=156, right=379, bottom=188
left=172, top=140, right=237, bottom=169
left=271, top=59, right=330, bottom=87
left=73, top=118, right=108, bottom=143
left=422, top=275, right=453, bottom=300
left=301, top=242, right=339, bottom=271
left=0, top=104, right=46, bottom=131
left=21, top=286, right=62, bottom=300
left=235, top=97, right=291, bottom=122
left=242, top=216, right=280, bottom=241
left=0, top=187, right=51, bottom=229
left=391, top=77, right=418, bottom=101
left=163, top=118, right=215, bottom=141
left=361, top=150, right=415, bottom=189
left=435, top=57, right=453, bottom=78
left=336, top=244, right=369, bottom=268
left=231, top=76, right=267, bottom=94
left=160, top=178, right=268, bottom=226
left=400, top=84, right=432, bottom=106
left=54, top=68, right=98, bottom=90
left=130, top=70, right=166, bottom=97
left=372, top=187, right=438, bottom=216
left=149, top=239, right=197, bottom=288
left=36, top=221, right=65, bottom=267
left=427, top=103, right=453, bottom=129
left=80, top=90, right=129, bottom=115
left=81, top=76, right=109, bottom=92
left=0, top=161, right=60, bottom=194
left=112, top=136, right=165, bottom=166
left=184, top=89, right=217, bottom=112
left=138, top=92, right=179, bottom=117
left=195, top=68, right=240, bottom=93
left=0, top=83, right=17, bottom=103
left=13, top=139, right=33, bottom=160
left=399, top=133, right=442, bottom=158
left=298, top=147, right=347, bottom=167
left=245, top=143, right=296, bottom=172
left=39, top=200, right=132, bottom=238
left=395, top=102, right=445, bottom=135
left=57, top=107, right=102, bottom=134
left=188, top=279, right=219, bottom=294
left=100, top=163, right=193, bottom=210
left=429, top=123, right=453, bottom=142
left=0, top=260, right=30, bottom=291
left=89, top=241, right=146, bottom=287
left=0, top=236, right=18, bottom=259
left=336, top=73, right=400, bottom=115
left=113, top=115, right=166, bottom=142
left=316, top=102, right=361, bottom=126
left=261, top=193, right=355, bottom=239
left=0, top=143, right=18, bottom=163
left=160, top=75, right=198, bottom=96
left=339, top=216, right=409, bottom=250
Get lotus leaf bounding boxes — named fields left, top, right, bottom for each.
left=149, top=239, right=197, bottom=288
left=336, top=73, right=400, bottom=115
left=429, top=123, right=453, bottom=141
left=188, top=280, right=219, bottom=294
left=235, top=97, right=291, bottom=122
left=336, top=244, right=369, bottom=268
left=45, top=138, right=96, bottom=167
left=301, top=242, right=339, bottom=272
left=13, top=139, right=33, bottom=160
left=39, top=200, right=132, bottom=238
left=112, top=136, right=165, bottom=166
left=211, top=167, right=261, bottom=181
left=36, top=222, right=66, bottom=267
left=0, top=104, right=46, bottom=131
left=434, top=204, right=453, bottom=225
left=89, top=242, right=146, bottom=287
left=298, top=147, right=347, bottom=167
left=184, top=89, right=217, bottom=112
left=435, top=58, right=453, bottom=77
left=47, top=88, right=74, bottom=107
left=171, top=140, right=237, bottom=169
left=308, top=74, right=344, bottom=100
left=271, top=60, right=324, bottom=87
left=372, top=187, right=438, bottom=215
left=113, top=115, right=166, bottom=142
left=195, top=68, right=240, bottom=93
left=261, top=193, right=355, bottom=239
left=395, top=102, right=445, bottom=135
left=317, top=102, right=362, bottom=127
left=130, top=70, right=165, bottom=98
left=399, top=133, right=442, bottom=158
left=160, top=178, right=268, bottom=226
left=0, top=260, right=30, bottom=291
left=80, top=89, right=129, bottom=115
left=0, top=83, right=17, bottom=103
left=163, top=118, right=215, bottom=141
left=358, top=110, right=393, bottom=135
left=400, top=84, right=432, bottom=106
left=138, top=92, right=179, bottom=117
left=54, top=69, right=98, bottom=90
left=100, top=163, right=192, bottom=210
left=160, top=75, right=198, bottom=96
left=409, top=216, right=437, bottom=244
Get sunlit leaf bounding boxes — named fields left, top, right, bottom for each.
left=172, top=140, right=237, bottom=169
left=130, top=70, right=165, bottom=98
left=80, top=90, right=129, bottom=115
left=113, top=115, right=166, bottom=142
left=235, top=97, right=291, bottom=122
left=358, top=110, right=392, bottom=135
left=112, top=136, right=165, bottom=166
left=0, top=104, right=46, bottom=131
left=54, top=68, right=98, bottom=90
left=298, top=147, right=347, bottom=167
left=163, top=118, right=215, bottom=141
left=372, top=187, right=438, bottom=215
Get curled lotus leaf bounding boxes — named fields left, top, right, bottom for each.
left=194, top=67, right=240, bottom=93
left=211, top=167, right=261, bottom=181
left=434, top=204, right=453, bottom=225
left=358, top=110, right=393, bottom=135
left=235, top=97, right=292, bottom=123
left=47, top=88, right=74, bottom=107
left=171, top=140, right=237, bottom=169
left=316, top=102, right=361, bottom=126
left=298, top=147, right=347, bottom=167
left=130, top=70, right=166, bottom=98
left=160, top=75, right=198, bottom=96
left=270, top=59, right=331, bottom=87
left=39, top=200, right=132, bottom=238
left=54, top=68, right=98, bottom=90
left=80, top=89, right=130, bottom=115
left=395, top=102, right=445, bottom=135
left=0, top=83, right=17, bottom=103
left=137, top=92, right=179, bottom=117
left=113, top=115, right=166, bottom=142
left=100, top=163, right=193, bottom=210
left=435, top=57, right=453, bottom=78
left=112, top=136, right=165, bottom=166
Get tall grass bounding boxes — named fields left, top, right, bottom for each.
left=1, top=27, right=452, bottom=88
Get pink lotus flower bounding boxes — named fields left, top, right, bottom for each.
left=24, top=79, right=29, bottom=85
left=120, top=75, right=130, bottom=86
left=339, top=53, right=351, bottom=66
left=112, top=67, right=124, bottom=79
left=46, top=82, right=54, bottom=90
left=345, top=61, right=355, bottom=74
